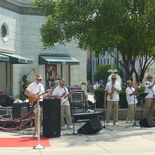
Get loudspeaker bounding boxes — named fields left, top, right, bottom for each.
left=139, top=117, right=155, bottom=127
left=0, top=95, right=14, bottom=107
left=12, top=102, right=29, bottom=118
left=43, top=99, right=61, bottom=138
left=78, top=118, right=102, bottom=134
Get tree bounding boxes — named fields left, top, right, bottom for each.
left=93, top=64, right=121, bottom=81
left=31, top=0, right=155, bottom=82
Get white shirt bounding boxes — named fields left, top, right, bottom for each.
left=26, top=81, right=44, bottom=101
left=105, top=81, right=121, bottom=101
left=145, top=81, right=155, bottom=98
left=126, top=86, right=138, bottom=105
left=52, top=86, right=69, bottom=106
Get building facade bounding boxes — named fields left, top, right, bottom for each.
left=0, top=0, right=87, bottom=97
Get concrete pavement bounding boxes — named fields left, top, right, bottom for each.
left=1, top=120, right=155, bottom=155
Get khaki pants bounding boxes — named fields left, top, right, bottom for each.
left=126, top=104, right=136, bottom=121
left=106, top=100, right=118, bottom=124
left=34, top=106, right=43, bottom=134
left=143, top=98, right=155, bottom=118
left=61, top=105, right=72, bottom=127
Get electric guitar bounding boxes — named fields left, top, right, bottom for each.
left=28, top=89, right=51, bottom=105
left=61, top=89, right=76, bottom=104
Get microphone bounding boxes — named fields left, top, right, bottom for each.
left=82, top=82, right=87, bottom=85
left=33, top=68, right=36, bottom=73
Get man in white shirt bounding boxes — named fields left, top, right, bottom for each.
left=52, top=79, right=75, bottom=129
left=24, top=74, right=51, bottom=137
left=125, top=80, right=138, bottom=123
left=105, top=74, right=121, bottom=125
left=144, top=75, right=155, bottom=118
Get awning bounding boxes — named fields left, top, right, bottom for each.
left=39, top=54, right=80, bottom=65
left=0, top=54, right=9, bottom=62
left=1, top=53, right=33, bottom=64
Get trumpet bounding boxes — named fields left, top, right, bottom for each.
left=137, top=82, right=142, bottom=88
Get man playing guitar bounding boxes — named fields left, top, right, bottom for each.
left=24, top=74, right=52, bottom=137
left=52, top=78, right=76, bottom=130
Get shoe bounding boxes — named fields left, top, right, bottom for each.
left=106, top=122, right=110, bottom=126
left=61, top=125, right=67, bottom=130
left=126, top=120, right=133, bottom=124
left=33, top=133, right=38, bottom=138
left=113, top=122, right=119, bottom=126
left=68, top=125, right=73, bottom=129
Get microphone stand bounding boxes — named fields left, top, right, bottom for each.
left=102, top=92, right=113, bottom=131
left=126, top=91, right=139, bottom=128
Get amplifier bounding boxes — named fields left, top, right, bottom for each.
left=12, top=102, right=29, bottom=119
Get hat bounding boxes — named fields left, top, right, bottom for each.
left=147, top=75, right=153, bottom=79
left=58, top=78, right=65, bottom=85
left=111, top=74, right=117, bottom=79
left=35, top=74, right=42, bottom=80
left=127, top=80, right=133, bottom=85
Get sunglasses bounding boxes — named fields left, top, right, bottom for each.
left=37, top=79, right=42, bottom=81
left=112, top=78, right=116, bottom=79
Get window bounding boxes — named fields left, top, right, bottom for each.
left=1, top=22, right=9, bottom=42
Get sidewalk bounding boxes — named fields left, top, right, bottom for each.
left=1, top=120, right=155, bottom=155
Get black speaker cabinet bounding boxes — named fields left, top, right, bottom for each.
left=78, top=118, right=102, bottom=134
left=0, top=95, right=14, bottom=107
left=12, top=102, right=29, bottom=119
left=43, top=99, right=61, bottom=138
left=139, top=117, right=155, bottom=127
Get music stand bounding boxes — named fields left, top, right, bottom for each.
left=137, top=93, right=148, bottom=119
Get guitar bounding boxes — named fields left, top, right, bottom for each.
left=61, top=89, right=76, bottom=104
left=28, top=89, right=51, bottom=105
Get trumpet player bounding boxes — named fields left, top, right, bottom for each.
left=105, top=74, right=121, bottom=126
left=126, top=80, right=138, bottom=123
left=144, top=75, right=155, bottom=118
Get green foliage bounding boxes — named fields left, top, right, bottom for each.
left=94, top=88, right=105, bottom=108
left=93, top=64, right=122, bottom=81
left=20, top=75, right=29, bottom=100
left=31, top=0, right=155, bottom=82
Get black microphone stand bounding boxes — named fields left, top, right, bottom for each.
left=102, top=92, right=113, bottom=131
left=63, top=91, right=81, bottom=136
left=126, top=92, right=139, bottom=128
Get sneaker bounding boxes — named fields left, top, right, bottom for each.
left=61, top=125, right=67, bottom=130
left=106, top=122, right=110, bottom=126
left=113, top=122, right=119, bottom=126
left=33, top=133, right=38, bottom=138
left=68, top=125, right=73, bottom=129
left=126, top=120, right=133, bottom=124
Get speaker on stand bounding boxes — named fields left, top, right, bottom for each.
left=43, top=99, right=61, bottom=138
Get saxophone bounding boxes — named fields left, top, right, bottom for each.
left=110, top=84, right=114, bottom=99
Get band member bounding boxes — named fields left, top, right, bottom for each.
left=52, top=78, right=75, bottom=129
left=144, top=75, right=155, bottom=118
left=125, top=80, right=138, bottom=123
left=105, top=74, right=121, bottom=126
left=24, top=74, right=51, bottom=137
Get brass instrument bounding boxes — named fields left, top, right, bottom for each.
left=133, top=82, right=142, bottom=94
left=110, top=83, right=114, bottom=99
